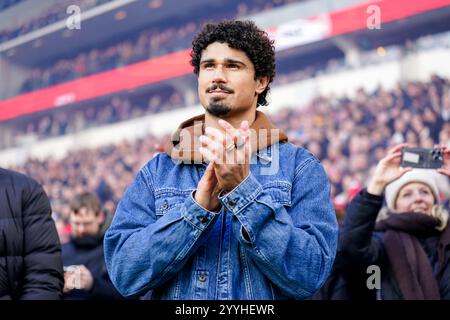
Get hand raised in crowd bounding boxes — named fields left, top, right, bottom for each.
left=63, top=265, right=94, bottom=293
left=367, top=143, right=412, bottom=196
left=199, top=119, right=251, bottom=193
left=437, top=145, right=450, bottom=177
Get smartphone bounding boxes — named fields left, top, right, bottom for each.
left=401, top=147, right=443, bottom=169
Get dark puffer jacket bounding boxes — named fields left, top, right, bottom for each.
left=0, top=168, right=63, bottom=299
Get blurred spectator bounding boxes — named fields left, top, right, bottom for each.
left=0, top=167, right=63, bottom=299
left=331, top=145, right=450, bottom=299
left=62, top=191, right=123, bottom=299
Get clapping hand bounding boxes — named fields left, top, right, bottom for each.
left=199, top=120, right=251, bottom=191
left=194, top=119, right=251, bottom=211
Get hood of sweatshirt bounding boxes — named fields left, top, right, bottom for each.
left=164, top=111, right=288, bottom=163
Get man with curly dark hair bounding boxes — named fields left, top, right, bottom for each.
left=105, top=20, right=338, bottom=300
left=190, top=20, right=275, bottom=108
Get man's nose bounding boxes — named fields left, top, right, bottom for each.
left=212, top=66, right=226, bottom=83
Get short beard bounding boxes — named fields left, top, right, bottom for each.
left=206, top=101, right=231, bottom=118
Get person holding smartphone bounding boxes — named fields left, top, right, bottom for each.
left=332, top=143, right=450, bottom=299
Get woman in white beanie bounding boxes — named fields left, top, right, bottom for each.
left=334, top=143, right=450, bottom=300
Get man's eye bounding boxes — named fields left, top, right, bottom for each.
left=228, top=64, right=239, bottom=69
left=203, top=63, right=214, bottom=69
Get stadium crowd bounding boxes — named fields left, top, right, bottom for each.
left=15, top=0, right=302, bottom=94
left=4, top=74, right=450, bottom=242
left=271, top=74, right=450, bottom=221
left=0, top=86, right=187, bottom=149
left=3, top=30, right=450, bottom=151
left=0, top=0, right=26, bottom=11
left=0, top=0, right=114, bottom=42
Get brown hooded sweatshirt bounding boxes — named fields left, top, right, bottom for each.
left=164, top=111, right=289, bottom=163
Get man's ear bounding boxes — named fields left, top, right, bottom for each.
left=97, top=210, right=106, bottom=225
left=255, top=76, right=269, bottom=94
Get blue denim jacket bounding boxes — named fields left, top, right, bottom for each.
left=104, top=142, right=338, bottom=299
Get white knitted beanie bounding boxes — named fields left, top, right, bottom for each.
left=384, top=169, right=440, bottom=212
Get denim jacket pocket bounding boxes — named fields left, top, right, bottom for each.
left=261, top=181, right=292, bottom=207
left=154, top=188, right=193, bottom=216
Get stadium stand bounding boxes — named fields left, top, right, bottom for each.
left=0, top=0, right=115, bottom=42
left=0, top=0, right=26, bottom=11
left=1, top=29, right=449, bottom=150
left=14, top=0, right=304, bottom=94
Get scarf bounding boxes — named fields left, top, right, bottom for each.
left=375, top=212, right=450, bottom=300
left=71, top=234, right=104, bottom=249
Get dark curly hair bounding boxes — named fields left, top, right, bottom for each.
left=191, top=20, right=276, bottom=107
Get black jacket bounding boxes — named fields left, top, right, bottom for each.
left=331, top=189, right=450, bottom=300
left=62, top=235, right=123, bottom=300
left=0, top=168, right=64, bottom=299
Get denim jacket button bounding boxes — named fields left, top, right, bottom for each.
left=161, top=200, right=169, bottom=210
left=198, top=216, right=209, bottom=224
left=198, top=274, right=207, bottom=282
left=228, top=199, right=236, bottom=208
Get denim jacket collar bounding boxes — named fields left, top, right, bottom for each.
left=164, top=111, right=288, bottom=163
